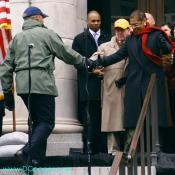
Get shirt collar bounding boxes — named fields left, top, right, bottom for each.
left=89, top=29, right=101, bottom=37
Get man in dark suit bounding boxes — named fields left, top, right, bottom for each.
left=94, top=10, right=175, bottom=152
left=72, top=10, right=111, bottom=154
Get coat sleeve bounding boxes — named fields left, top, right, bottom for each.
left=158, top=33, right=172, bottom=54
left=72, top=35, right=87, bottom=71
left=72, top=35, right=83, bottom=54
left=0, top=42, right=15, bottom=93
left=48, top=31, right=86, bottom=67
left=102, top=41, right=128, bottom=67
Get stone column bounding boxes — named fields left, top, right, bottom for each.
left=3, top=0, right=87, bottom=135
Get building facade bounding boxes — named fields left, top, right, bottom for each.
left=4, top=0, right=87, bottom=134
left=4, top=0, right=175, bottom=135
left=88, top=0, right=175, bottom=34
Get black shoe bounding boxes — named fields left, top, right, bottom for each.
left=15, top=149, right=28, bottom=165
left=31, top=159, right=42, bottom=167
left=15, top=149, right=34, bottom=175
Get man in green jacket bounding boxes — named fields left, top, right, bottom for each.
left=0, top=6, right=91, bottom=166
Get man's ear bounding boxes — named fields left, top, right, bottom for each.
left=143, top=20, right=147, bottom=26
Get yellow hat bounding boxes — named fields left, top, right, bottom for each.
left=114, top=19, right=130, bottom=29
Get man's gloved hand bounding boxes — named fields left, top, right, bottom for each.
left=4, top=92, right=15, bottom=111
left=86, top=55, right=104, bottom=71
left=86, top=58, right=96, bottom=71
left=95, top=55, right=104, bottom=68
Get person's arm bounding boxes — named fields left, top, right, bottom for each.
left=72, top=35, right=87, bottom=71
left=48, top=32, right=86, bottom=67
left=158, top=33, right=172, bottom=54
left=97, top=41, right=128, bottom=67
left=0, top=42, right=15, bottom=111
left=0, top=42, right=15, bottom=93
left=48, top=31, right=95, bottom=70
left=72, top=36, right=83, bottom=55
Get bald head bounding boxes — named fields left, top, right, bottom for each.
left=87, top=10, right=101, bottom=32
left=145, top=13, right=155, bottom=25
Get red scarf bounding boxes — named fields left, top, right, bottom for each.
left=134, top=26, right=175, bottom=66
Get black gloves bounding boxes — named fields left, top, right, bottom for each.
left=115, top=77, right=127, bottom=89
left=4, top=92, right=15, bottom=111
left=86, top=58, right=96, bottom=71
left=95, top=55, right=105, bottom=68
left=86, top=55, right=104, bottom=71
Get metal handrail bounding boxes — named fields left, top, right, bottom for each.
left=127, top=74, right=157, bottom=159
left=109, top=73, right=157, bottom=175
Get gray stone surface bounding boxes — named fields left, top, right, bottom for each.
left=0, top=167, right=110, bottom=175
left=46, top=133, right=83, bottom=156
left=0, top=166, right=156, bottom=175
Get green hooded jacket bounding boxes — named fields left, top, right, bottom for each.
left=0, top=19, right=86, bottom=96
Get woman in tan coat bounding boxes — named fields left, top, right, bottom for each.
left=98, top=19, right=130, bottom=155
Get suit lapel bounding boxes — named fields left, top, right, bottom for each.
left=130, top=35, right=144, bottom=67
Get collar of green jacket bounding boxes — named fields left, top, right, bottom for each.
left=22, top=18, right=46, bottom=30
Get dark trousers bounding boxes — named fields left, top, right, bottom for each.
left=20, top=94, right=55, bottom=160
left=0, top=100, right=5, bottom=136
left=79, top=100, right=107, bottom=154
left=170, top=89, right=175, bottom=124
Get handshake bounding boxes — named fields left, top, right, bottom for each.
left=86, top=52, right=105, bottom=76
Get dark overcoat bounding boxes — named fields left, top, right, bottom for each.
left=72, top=29, right=111, bottom=101
left=103, top=31, right=172, bottom=128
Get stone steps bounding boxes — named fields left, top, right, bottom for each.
left=0, top=153, right=157, bottom=175
left=46, top=133, right=83, bottom=156
left=156, top=152, right=175, bottom=175
left=0, top=166, right=156, bottom=175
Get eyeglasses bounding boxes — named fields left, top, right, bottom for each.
left=130, top=21, right=143, bottom=28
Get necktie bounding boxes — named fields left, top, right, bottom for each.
left=93, top=32, right=98, bottom=46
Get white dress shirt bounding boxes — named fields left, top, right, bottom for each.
left=89, top=29, right=101, bottom=46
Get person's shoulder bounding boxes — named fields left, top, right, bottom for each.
left=100, top=41, right=109, bottom=47
left=100, top=31, right=111, bottom=40
left=148, top=30, right=163, bottom=41
left=39, top=28, right=62, bottom=42
left=13, top=30, right=26, bottom=42
left=42, top=28, right=59, bottom=37
left=99, top=39, right=111, bottom=48
left=41, top=27, right=55, bottom=34
left=73, top=31, right=87, bottom=42
left=124, top=34, right=132, bottom=42
left=74, top=31, right=86, bottom=38
left=151, top=30, right=162, bottom=35
left=147, top=27, right=163, bottom=36
left=98, top=41, right=110, bottom=53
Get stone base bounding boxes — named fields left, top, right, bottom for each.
left=2, top=123, right=83, bottom=156
left=0, top=166, right=156, bottom=175
left=46, top=133, right=83, bottom=156
left=0, top=167, right=110, bottom=175
left=2, top=118, right=83, bottom=134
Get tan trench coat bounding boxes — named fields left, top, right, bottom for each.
left=99, top=36, right=126, bottom=132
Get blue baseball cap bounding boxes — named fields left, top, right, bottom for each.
left=23, top=6, right=49, bottom=19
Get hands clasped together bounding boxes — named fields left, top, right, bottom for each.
left=86, top=51, right=105, bottom=76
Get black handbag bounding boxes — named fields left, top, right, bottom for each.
left=115, top=76, right=127, bottom=89
left=115, top=58, right=128, bottom=89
